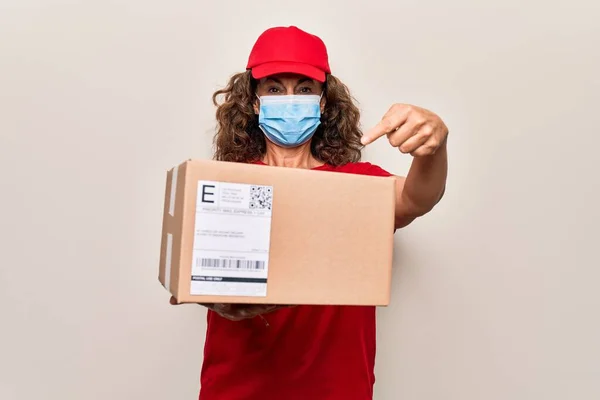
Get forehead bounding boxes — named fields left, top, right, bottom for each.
left=258, top=73, right=319, bottom=86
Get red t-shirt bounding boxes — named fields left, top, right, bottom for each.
left=199, top=161, right=394, bottom=400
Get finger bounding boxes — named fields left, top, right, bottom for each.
left=397, top=131, right=429, bottom=153
left=169, top=296, right=179, bottom=305
left=398, top=122, right=434, bottom=153
left=411, top=142, right=438, bottom=157
left=213, top=303, right=233, bottom=314
left=255, top=305, right=278, bottom=315
left=361, top=108, right=410, bottom=145
left=221, top=312, right=248, bottom=321
left=217, top=304, right=256, bottom=320
left=361, top=114, right=408, bottom=145
left=213, top=304, right=283, bottom=321
left=232, top=306, right=254, bottom=319
left=240, top=304, right=277, bottom=316
left=386, top=117, right=420, bottom=148
left=215, top=305, right=248, bottom=321
left=233, top=304, right=279, bottom=320
left=225, top=306, right=264, bottom=321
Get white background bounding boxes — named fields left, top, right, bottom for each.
left=1, top=1, right=599, bottom=399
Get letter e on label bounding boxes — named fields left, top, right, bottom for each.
left=201, top=185, right=216, bottom=204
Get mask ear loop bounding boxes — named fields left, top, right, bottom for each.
left=318, top=85, right=326, bottom=115
left=321, top=77, right=328, bottom=100
left=255, top=94, right=262, bottom=115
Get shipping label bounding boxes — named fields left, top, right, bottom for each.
left=190, top=181, right=273, bottom=297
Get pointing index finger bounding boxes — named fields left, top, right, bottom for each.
left=361, top=121, right=391, bottom=145
left=361, top=108, right=409, bottom=145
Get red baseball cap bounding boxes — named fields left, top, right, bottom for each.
left=246, top=26, right=331, bottom=83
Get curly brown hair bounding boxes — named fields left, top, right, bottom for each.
left=211, top=71, right=364, bottom=166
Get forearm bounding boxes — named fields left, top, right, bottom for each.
left=399, top=140, right=448, bottom=218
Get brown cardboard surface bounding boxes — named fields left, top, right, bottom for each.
left=159, top=159, right=395, bottom=306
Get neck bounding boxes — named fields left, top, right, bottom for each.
left=262, top=141, right=323, bottom=169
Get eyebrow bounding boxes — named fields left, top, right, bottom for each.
left=297, top=78, right=315, bottom=85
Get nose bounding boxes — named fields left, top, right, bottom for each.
left=284, top=84, right=296, bottom=95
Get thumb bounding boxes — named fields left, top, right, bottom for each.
left=169, top=296, right=179, bottom=305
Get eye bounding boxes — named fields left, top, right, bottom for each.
left=267, top=86, right=282, bottom=94
left=298, top=86, right=313, bottom=94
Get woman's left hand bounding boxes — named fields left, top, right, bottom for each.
left=361, top=104, right=448, bottom=156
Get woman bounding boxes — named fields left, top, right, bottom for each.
left=172, top=26, right=449, bottom=400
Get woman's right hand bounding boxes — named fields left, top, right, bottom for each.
left=200, top=302, right=282, bottom=321
left=169, top=296, right=293, bottom=321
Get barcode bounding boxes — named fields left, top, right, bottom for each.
left=197, top=258, right=265, bottom=270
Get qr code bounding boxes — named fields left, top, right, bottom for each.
left=249, top=185, right=273, bottom=210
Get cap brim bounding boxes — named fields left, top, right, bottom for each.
left=251, top=61, right=326, bottom=83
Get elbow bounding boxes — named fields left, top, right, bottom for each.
left=436, top=185, right=446, bottom=205
left=394, top=186, right=445, bottom=229
left=412, top=184, right=446, bottom=215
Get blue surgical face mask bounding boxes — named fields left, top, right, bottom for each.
left=256, top=94, right=323, bottom=148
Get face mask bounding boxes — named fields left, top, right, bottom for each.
left=256, top=94, right=322, bottom=148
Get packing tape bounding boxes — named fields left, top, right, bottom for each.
left=168, top=166, right=178, bottom=216
left=165, top=233, right=173, bottom=290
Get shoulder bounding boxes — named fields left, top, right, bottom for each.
left=323, top=162, right=394, bottom=177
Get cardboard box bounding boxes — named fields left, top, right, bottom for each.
left=158, top=159, right=396, bottom=306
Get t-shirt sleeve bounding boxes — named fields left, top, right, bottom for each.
left=348, top=162, right=394, bottom=177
